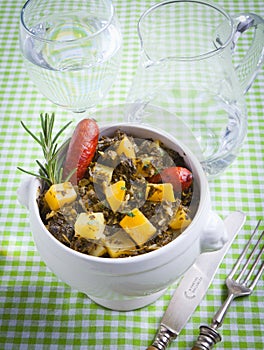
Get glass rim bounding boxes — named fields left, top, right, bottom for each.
left=20, top=0, right=115, bottom=44
left=138, top=0, right=235, bottom=61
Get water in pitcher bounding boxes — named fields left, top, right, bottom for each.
left=126, top=56, right=247, bottom=177
left=22, top=13, right=122, bottom=112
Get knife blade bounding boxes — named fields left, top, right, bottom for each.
left=147, top=211, right=246, bottom=350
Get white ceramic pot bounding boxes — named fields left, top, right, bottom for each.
left=18, top=123, right=227, bottom=311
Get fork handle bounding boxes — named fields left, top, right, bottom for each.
left=191, top=325, right=222, bottom=350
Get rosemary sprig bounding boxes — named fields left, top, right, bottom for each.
left=18, top=113, right=74, bottom=186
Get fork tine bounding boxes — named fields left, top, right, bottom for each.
left=250, top=260, right=264, bottom=290
left=243, top=242, right=264, bottom=285
left=228, top=220, right=261, bottom=280
left=240, top=230, right=264, bottom=284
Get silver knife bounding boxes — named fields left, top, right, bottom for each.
left=147, top=211, right=246, bottom=350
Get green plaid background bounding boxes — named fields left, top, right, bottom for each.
left=0, top=0, right=263, bottom=349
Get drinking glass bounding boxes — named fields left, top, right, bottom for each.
left=19, top=0, right=122, bottom=114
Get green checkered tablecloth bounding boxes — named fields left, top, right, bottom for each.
left=0, top=0, right=263, bottom=349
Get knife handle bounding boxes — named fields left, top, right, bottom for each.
left=147, top=324, right=178, bottom=350
left=191, top=325, right=221, bottom=350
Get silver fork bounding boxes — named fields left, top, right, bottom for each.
left=191, top=219, right=264, bottom=350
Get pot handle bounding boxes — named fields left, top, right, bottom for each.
left=200, top=212, right=227, bottom=253
left=232, top=13, right=264, bottom=94
left=17, top=176, right=33, bottom=209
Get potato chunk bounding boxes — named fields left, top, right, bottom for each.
left=169, top=207, right=192, bottom=230
left=105, top=180, right=126, bottom=212
left=120, top=208, right=156, bottom=246
left=74, top=212, right=105, bottom=240
left=44, top=182, right=77, bottom=211
left=105, top=230, right=136, bottom=258
left=133, top=157, right=157, bottom=177
left=91, top=163, right=114, bottom=185
left=146, top=183, right=176, bottom=202
left=116, top=135, right=136, bottom=158
left=89, top=245, right=107, bottom=257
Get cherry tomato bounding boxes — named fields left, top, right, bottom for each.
left=149, top=166, right=193, bottom=192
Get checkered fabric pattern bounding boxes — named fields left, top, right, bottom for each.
left=0, top=1, right=263, bottom=349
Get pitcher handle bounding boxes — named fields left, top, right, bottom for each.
left=232, top=13, right=264, bottom=94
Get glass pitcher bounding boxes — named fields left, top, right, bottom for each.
left=126, top=0, right=264, bottom=177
